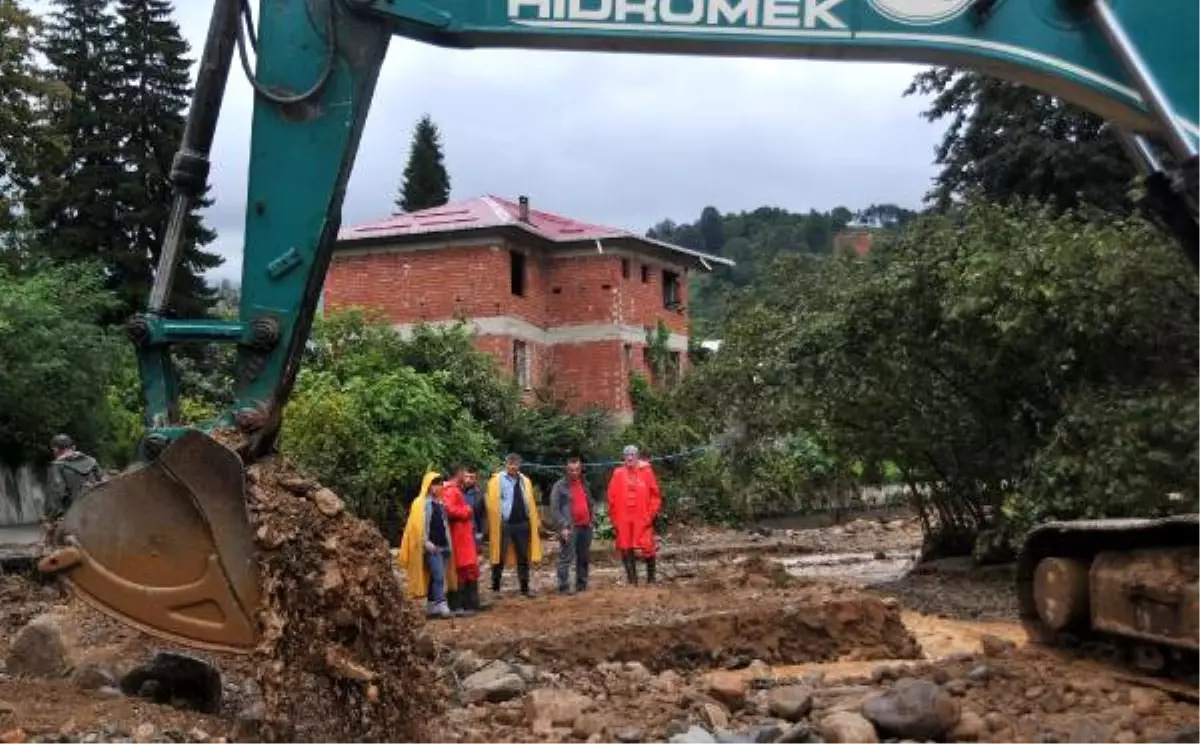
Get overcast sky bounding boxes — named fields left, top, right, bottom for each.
left=169, top=4, right=946, bottom=284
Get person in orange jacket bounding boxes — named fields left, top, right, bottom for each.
left=443, top=465, right=482, bottom=615
left=607, top=445, right=661, bottom=585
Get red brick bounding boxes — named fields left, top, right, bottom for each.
left=325, top=240, right=694, bottom=415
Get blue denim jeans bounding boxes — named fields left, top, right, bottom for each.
left=425, top=549, right=448, bottom=604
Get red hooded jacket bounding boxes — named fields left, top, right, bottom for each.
left=441, top=481, right=479, bottom=569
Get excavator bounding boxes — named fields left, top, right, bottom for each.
left=37, top=0, right=1199, bottom=670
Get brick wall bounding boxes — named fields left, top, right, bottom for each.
left=325, top=236, right=693, bottom=417
left=325, top=243, right=551, bottom=327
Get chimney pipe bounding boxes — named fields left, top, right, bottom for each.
left=518, top=195, right=530, bottom=222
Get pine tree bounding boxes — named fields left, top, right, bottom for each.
left=112, top=0, right=221, bottom=318
left=905, top=68, right=1137, bottom=215
left=396, top=114, right=450, bottom=212
left=26, top=0, right=126, bottom=289
left=0, top=0, right=69, bottom=261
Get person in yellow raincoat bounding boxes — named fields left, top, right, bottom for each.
left=485, top=453, right=543, bottom=598
left=398, top=472, right=456, bottom=618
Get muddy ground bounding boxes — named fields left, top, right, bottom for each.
left=0, top=516, right=1194, bottom=743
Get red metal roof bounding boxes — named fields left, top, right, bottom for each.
left=339, top=195, right=629, bottom=242
left=336, top=195, right=734, bottom=268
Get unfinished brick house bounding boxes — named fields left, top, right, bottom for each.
left=326, top=195, right=732, bottom=419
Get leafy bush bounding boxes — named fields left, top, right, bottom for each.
left=0, top=262, right=127, bottom=464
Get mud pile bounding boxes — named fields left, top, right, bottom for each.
left=216, top=431, right=444, bottom=741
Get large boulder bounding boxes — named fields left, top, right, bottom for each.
left=861, top=678, right=960, bottom=741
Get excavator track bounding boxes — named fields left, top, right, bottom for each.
left=1016, top=514, right=1200, bottom=685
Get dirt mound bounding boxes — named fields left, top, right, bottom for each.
left=215, top=430, right=443, bottom=741
left=434, top=574, right=920, bottom=672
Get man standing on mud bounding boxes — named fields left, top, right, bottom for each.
left=43, top=434, right=104, bottom=544
left=442, top=466, right=482, bottom=615
left=485, top=454, right=543, bottom=598
left=551, top=457, right=593, bottom=595
left=461, top=467, right=485, bottom=551
left=607, top=445, right=661, bottom=585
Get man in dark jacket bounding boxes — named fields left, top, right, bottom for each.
left=44, top=434, right=103, bottom=543
left=551, top=456, right=594, bottom=594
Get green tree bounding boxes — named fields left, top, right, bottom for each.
left=112, top=0, right=222, bottom=317
left=0, top=262, right=127, bottom=464
left=26, top=0, right=126, bottom=297
left=396, top=114, right=450, bottom=212
left=0, top=0, right=68, bottom=259
left=905, top=69, right=1138, bottom=215
left=690, top=202, right=1197, bottom=556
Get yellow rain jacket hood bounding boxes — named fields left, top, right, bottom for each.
left=485, top=470, right=543, bottom=566
left=398, top=471, right=458, bottom=599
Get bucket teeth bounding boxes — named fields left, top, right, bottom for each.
left=39, top=431, right=260, bottom=653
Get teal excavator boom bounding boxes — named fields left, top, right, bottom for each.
left=38, top=0, right=1199, bottom=654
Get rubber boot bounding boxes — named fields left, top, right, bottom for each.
left=470, top=582, right=491, bottom=612
left=646, top=558, right=657, bottom=585
left=458, top=582, right=476, bottom=617
left=623, top=553, right=638, bottom=585
left=490, top=565, right=503, bottom=594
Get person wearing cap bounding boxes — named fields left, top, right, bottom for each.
left=398, top=472, right=456, bottom=618
left=485, top=453, right=543, bottom=598
left=43, top=434, right=104, bottom=543
left=607, top=445, right=662, bottom=585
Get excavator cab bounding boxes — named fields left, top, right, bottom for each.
left=40, top=431, right=260, bottom=652
left=37, top=0, right=1197, bottom=654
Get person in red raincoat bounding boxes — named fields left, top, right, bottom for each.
left=607, top=445, right=661, bottom=585
left=443, top=465, right=482, bottom=615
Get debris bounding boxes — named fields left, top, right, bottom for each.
left=524, top=688, right=592, bottom=726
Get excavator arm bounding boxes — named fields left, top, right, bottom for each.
left=38, top=0, right=1198, bottom=652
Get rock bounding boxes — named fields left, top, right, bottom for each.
left=312, top=488, right=343, bottom=516
left=624, top=662, right=653, bottom=683
left=861, top=678, right=960, bottom=740
left=775, top=721, right=818, bottom=743
left=187, top=729, right=210, bottom=743
left=614, top=725, right=645, bottom=743
left=1025, top=685, right=1045, bottom=700
left=983, top=712, right=1009, bottom=733
left=71, top=663, right=117, bottom=691
left=1069, top=719, right=1114, bottom=743
left=668, top=726, right=717, bottom=744
left=745, top=660, right=772, bottom=681
left=748, top=724, right=783, bottom=743
left=767, top=686, right=813, bottom=722
left=461, top=662, right=526, bottom=703
left=514, top=664, right=540, bottom=683
left=524, top=688, right=592, bottom=726
left=1169, top=725, right=1200, bottom=743
left=706, top=671, right=747, bottom=709
left=1114, top=731, right=1137, bottom=744
left=943, top=679, right=968, bottom=697
left=966, top=665, right=991, bottom=683
left=451, top=650, right=487, bottom=678
left=119, top=651, right=223, bottom=714
left=1128, top=687, right=1161, bottom=715
left=666, top=720, right=691, bottom=737
left=949, top=710, right=985, bottom=742
left=132, top=724, right=156, bottom=744
left=699, top=703, right=729, bottom=730
left=0, top=728, right=24, bottom=744
left=6, top=615, right=71, bottom=678
left=572, top=713, right=606, bottom=739
left=979, top=635, right=1014, bottom=658
left=654, top=670, right=684, bottom=695
left=817, top=712, right=879, bottom=743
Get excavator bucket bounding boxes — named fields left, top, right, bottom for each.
left=38, top=430, right=261, bottom=653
